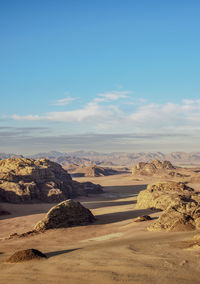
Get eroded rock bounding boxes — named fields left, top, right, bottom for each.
left=132, top=159, right=175, bottom=176
left=136, top=181, right=200, bottom=232
left=0, top=158, right=103, bottom=203
left=136, top=182, right=194, bottom=210
left=34, top=199, right=95, bottom=231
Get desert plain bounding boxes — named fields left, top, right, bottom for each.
left=1, top=169, right=200, bottom=284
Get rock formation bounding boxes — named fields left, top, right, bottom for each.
left=136, top=182, right=200, bottom=232
left=34, top=199, right=95, bottom=231
left=136, top=182, right=194, bottom=210
left=132, top=158, right=175, bottom=176
left=7, top=249, right=47, bottom=262
left=68, top=164, right=120, bottom=177
left=0, top=158, right=103, bottom=203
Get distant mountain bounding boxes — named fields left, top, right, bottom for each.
left=29, top=151, right=66, bottom=159
left=69, top=151, right=200, bottom=166
left=1, top=151, right=200, bottom=166
left=0, top=153, right=24, bottom=160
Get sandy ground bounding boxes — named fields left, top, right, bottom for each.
left=0, top=173, right=200, bottom=284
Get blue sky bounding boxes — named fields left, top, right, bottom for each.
left=0, top=0, right=200, bottom=154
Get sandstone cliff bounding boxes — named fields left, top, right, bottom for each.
left=0, top=158, right=103, bottom=203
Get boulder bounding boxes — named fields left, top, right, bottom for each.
left=34, top=199, right=95, bottom=231
left=7, top=249, right=47, bottom=263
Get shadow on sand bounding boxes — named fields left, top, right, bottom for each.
left=83, top=200, right=137, bottom=210
left=95, top=208, right=159, bottom=225
left=46, top=248, right=81, bottom=258
left=102, top=184, right=147, bottom=196
left=0, top=184, right=147, bottom=220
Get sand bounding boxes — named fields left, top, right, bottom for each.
left=0, top=173, right=200, bottom=284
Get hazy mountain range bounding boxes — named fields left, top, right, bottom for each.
left=1, top=151, right=200, bottom=167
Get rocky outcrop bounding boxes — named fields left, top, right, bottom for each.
left=136, top=182, right=194, bottom=210
left=34, top=199, right=95, bottom=231
left=69, top=165, right=120, bottom=177
left=148, top=203, right=199, bottom=232
left=132, top=159, right=175, bottom=176
left=136, top=182, right=200, bottom=232
left=7, top=249, right=47, bottom=262
left=0, top=158, right=103, bottom=203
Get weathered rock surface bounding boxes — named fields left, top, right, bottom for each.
left=34, top=199, right=95, bottom=231
left=148, top=204, right=198, bottom=232
left=7, top=249, right=47, bottom=262
left=69, top=164, right=120, bottom=177
left=136, top=181, right=200, bottom=232
left=132, top=158, right=175, bottom=176
left=0, top=158, right=103, bottom=203
left=136, top=182, right=194, bottom=210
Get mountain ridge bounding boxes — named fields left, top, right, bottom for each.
left=1, top=151, right=200, bottom=166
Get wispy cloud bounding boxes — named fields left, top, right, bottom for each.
left=128, top=100, right=200, bottom=131
left=12, top=90, right=129, bottom=123
left=94, top=90, right=130, bottom=103
left=54, top=96, right=75, bottom=106
left=10, top=92, right=200, bottom=136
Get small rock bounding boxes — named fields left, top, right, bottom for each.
left=180, top=260, right=188, bottom=266
left=134, top=215, right=152, bottom=222
left=7, top=249, right=47, bottom=263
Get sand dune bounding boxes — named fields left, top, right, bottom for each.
left=0, top=173, right=200, bottom=283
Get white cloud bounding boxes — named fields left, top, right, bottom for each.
left=45, top=101, right=114, bottom=122
left=128, top=99, right=200, bottom=132
left=11, top=92, right=200, bottom=135
left=12, top=90, right=129, bottom=123
left=95, top=90, right=130, bottom=103
left=12, top=114, right=42, bottom=121
left=54, top=96, right=75, bottom=106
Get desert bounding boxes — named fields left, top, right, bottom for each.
left=1, top=158, right=200, bottom=283
left=1, top=2, right=200, bottom=283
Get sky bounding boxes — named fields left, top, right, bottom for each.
left=0, top=0, right=200, bottom=154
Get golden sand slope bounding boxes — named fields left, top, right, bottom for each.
left=0, top=173, right=200, bottom=284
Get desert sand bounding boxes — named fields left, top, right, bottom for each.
left=0, top=173, right=200, bottom=284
